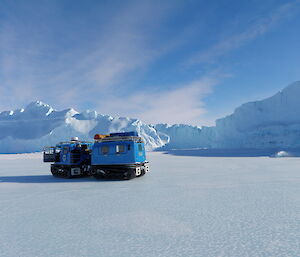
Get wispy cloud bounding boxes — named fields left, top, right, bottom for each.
left=186, top=0, right=300, bottom=65
left=0, top=0, right=217, bottom=127
left=0, top=1, right=182, bottom=109
left=2, top=0, right=299, bottom=126
left=95, top=75, right=218, bottom=125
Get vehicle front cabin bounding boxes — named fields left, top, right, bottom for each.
left=43, top=137, right=92, bottom=178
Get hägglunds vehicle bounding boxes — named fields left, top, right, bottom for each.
left=43, top=132, right=149, bottom=180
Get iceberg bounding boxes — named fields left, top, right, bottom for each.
left=1, top=81, right=300, bottom=153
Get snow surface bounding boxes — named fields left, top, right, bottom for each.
left=0, top=152, right=299, bottom=257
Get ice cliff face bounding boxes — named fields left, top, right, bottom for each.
left=0, top=101, right=166, bottom=153
left=1, top=81, right=300, bottom=153
left=204, top=81, right=300, bottom=148
left=153, top=124, right=202, bottom=150
left=154, top=81, right=300, bottom=150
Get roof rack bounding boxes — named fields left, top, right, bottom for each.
left=57, top=140, right=92, bottom=145
left=95, top=136, right=144, bottom=143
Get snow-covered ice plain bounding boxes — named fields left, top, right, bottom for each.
left=0, top=152, right=300, bottom=257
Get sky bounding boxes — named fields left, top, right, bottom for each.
left=0, top=0, right=300, bottom=125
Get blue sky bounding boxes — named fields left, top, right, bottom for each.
left=1, top=0, right=300, bottom=125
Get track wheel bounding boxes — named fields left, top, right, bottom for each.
left=123, top=170, right=135, bottom=180
left=65, top=168, right=72, bottom=179
left=51, top=167, right=58, bottom=177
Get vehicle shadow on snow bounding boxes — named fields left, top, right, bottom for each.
left=161, top=148, right=300, bottom=157
left=0, top=175, right=125, bottom=183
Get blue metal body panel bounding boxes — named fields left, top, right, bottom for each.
left=54, top=142, right=92, bottom=166
left=91, top=140, right=146, bottom=165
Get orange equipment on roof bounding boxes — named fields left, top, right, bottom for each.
left=94, top=134, right=109, bottom=140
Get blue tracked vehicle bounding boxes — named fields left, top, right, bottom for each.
left=43, top=132, right=149, bottom=180
left=91, top=132, right=149, bottom=179
left=43, top=137, right=92, bottom=178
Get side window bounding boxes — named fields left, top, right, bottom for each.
left=128, top=144, right=131, bottom=151
left=101, top=145, right=109, bottom=155
left=63, top=147, right=69, bottom=154
left=138, top=144, right=143, bottom=152
left=116, top=144, right=125, bottom=154
left=45, top=148, right=54, bottom=154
